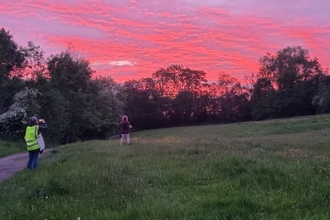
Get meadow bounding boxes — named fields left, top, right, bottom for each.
left=1, top=115, right=330, bottom=219
left=0, top=139, right=26, bottom=158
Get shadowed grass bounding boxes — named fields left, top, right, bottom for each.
left=0, top=139, right=26, bottom=158
left=0, top=139, right=58, bottom=158
left=1, top=114, right=330, bottom=219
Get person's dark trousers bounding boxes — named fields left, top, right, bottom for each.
left=27, top=149, right=40, bottom=169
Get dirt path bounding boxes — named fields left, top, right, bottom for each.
left=0, top=149, right=52, bottom=183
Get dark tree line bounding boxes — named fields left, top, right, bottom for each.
left=0, top=27, right=329, bottom=144
left=250, top=46, right=326, bottom=119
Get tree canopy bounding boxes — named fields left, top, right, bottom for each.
left=1, top=28, right=329, bottom=143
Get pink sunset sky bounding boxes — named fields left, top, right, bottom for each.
left=1, top=0, right=329, bottom=83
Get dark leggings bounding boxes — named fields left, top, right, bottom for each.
left=27, top=149, right=40, bottom=169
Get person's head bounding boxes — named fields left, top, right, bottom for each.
left=122, top=115, right=128, bottom=121
left=29, top=116, right=38, bottom=125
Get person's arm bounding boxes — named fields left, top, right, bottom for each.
left=38, top=119, right=48, bottom=130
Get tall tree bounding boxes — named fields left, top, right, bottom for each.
left=48, top=51, right=95, bottom=143
left=122, top=79, right=168, bottom=129
left=171, top=90, right=195, bottom=125
left=152, top=64, right=207, bottom=98
left=152, top=65, right=208, bottom=125
left=0, top=28, right=25, bottom=79
left=252, top=46, right=325, bottom=119
left=13, top=41, right=47, bottom=79
left=0, top=28, right=26, bottom=113
left=215, top=73, right=250, bottom=122
left=85, top=76, right=124, bottom=139
left=258, top=46, right=322, bottom=91
left=250, top=78, right=276, bottom=120
left=312, top=74, right=330, bottom=114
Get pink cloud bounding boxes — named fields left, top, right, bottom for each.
left=157, top=11, right=173, bottom=18
left=1, top=0, right=329, bottom=84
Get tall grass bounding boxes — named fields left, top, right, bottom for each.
left=1, top=115, right=330, bottom=219
left=0, top=138, right=58, bottom=158
left=0, top=139, right=26, bottom=157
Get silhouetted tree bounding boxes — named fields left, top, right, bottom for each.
left=0, top=28, right=26, bottom=113
left=47, top=51, right=123, bottom=143
left=122, top=79, right=168, bottom=129
left=251, top=46, right=325, bottom=119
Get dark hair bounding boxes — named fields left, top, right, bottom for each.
left=29, top=116, right=38, bottom=125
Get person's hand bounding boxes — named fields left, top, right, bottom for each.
left=39, top=119, right=45, bottom=123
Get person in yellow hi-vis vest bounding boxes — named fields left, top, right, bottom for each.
left=24, top=116, right=48, bottom=170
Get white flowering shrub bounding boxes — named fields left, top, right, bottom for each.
left=0, top=87, right=41, bottom=137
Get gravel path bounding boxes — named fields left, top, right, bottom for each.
left=0, top=149, right=52, bottom=183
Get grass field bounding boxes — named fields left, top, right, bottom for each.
left=1, top=115, right=330, bottom=219
left=0, top=139, right=26, bottom=158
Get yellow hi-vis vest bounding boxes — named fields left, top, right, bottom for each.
left=25, top=125, right=40, bottom=151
